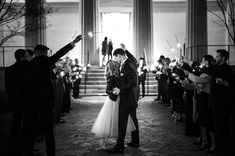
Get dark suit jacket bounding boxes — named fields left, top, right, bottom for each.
left=26, top=43, right=74, bottom=109
left=119, top=58, right=138, bottom=109
left=5, top=60, right=28, bottom=109
left=124, top=50, right=139, bottom=102
left=210, top=63, right=235, bottom=115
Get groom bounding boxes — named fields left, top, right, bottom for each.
left=109, top=48, right=140, bottom=153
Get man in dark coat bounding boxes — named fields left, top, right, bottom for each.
left=21, top=35, right=83, bottom=156
left=210, top=49, right=235, bottom=156
left=108, top=48, right=139, bottom=154
left=5, top=49, right=28, bottom=156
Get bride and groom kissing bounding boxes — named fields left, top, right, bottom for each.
left=91, top=48, right=140, bottom=154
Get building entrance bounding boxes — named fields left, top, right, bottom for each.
left=99, top=12, right=133, bottom=64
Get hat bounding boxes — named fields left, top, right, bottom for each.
left=34, top=44, right=49, bottom=51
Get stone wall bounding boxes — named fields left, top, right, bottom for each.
left=1, top=1, right=233, bottom=66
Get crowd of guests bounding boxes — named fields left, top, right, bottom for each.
left=4, top=35, right=235, bottom=156
left=5, top=35, right=83, bottom=156
left=152, top=49, right=235, bottom=156
left=52, top=56, right=84, bottom=123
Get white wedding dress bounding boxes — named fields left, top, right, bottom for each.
left=91, top=96, right=136, bottom=138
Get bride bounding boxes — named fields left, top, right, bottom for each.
left=91, top=60, right=136, bottom=149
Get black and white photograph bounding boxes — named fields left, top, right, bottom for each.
left=0, top=0, right=235, bottom=156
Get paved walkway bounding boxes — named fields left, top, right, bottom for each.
left=35, top=96, right=211, bottom=156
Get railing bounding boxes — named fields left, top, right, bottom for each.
left=186, top=45, right=235, bottom=64
left=83, top=65, right=89, bottom=95
left=0, top=46, right=34, bottom=67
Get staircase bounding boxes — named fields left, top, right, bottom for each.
left=79, top=66, right=158, bottom=96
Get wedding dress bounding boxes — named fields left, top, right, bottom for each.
left=91, top=96, right=136, bottom=138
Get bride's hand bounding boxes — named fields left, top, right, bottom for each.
left=113, top=88, right=120, bottom=95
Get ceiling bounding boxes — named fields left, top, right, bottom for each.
left=44, top=0, right=186, bottom=2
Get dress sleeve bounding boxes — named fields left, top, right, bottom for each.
left=188, top=73, right=212, bottom=84
left=106, top=76, right=114, bottom=95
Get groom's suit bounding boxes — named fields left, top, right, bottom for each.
left=116, top=58, right=140, bottom=148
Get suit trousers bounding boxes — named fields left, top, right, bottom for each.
left=138, top=80, right=145, bottom=97
left=8, top=108, right=23, bottom=156
left=22, top=105, right=55, bottom=156
left=116, top=106, right=139, bottom=148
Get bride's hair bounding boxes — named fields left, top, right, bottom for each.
left=105, top=60, right=119, bottom=77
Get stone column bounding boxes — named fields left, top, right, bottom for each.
left=80, top=0, right=99, bottom=66
left=186, top=0, right=208, bottom=63
left=133, top=0, right=153, bottom=65
left=225, top=0, right=235, bottom=65
left=25, top=0, right=46, bottom=47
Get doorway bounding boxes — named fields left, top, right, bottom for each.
left=100, top=13, right=133, bottom=64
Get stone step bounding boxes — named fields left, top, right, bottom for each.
left=80, top=85, right=157, bottom=90
left=78, top=66, right=158, bottom=96
left=81, top=77, right=157, bottom=82
left=80, top=81, right=158, bottom=85
left=79, top=89, right=158, bottom=93
left=79, top=93, right=158, bottom=96
left=84, top=72, right=156, bottom=77
left=79, top=90, right=158, bottom=96
left=82, top=74, right=156, bottom=78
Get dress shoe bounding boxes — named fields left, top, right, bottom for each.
left=206, top=144, right=217, bottom=153
left=198, top=142, right=210, bottom=151
left=154, top=98, right=161, bottom=101
left=58, top=119, right=66, bottom=124
left=192, top=139, right=201, bottom=145
left=34, top=136, right=44, bottom=142
left=107, top=147, right=124, bottom=154
left=127, top=142, right=139, bottom=148
left=34, top=151, right=41, bottom=156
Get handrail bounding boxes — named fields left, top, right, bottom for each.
left=84, top=65, right=89, bottom=95
left=186, top=44, right=235, bottom=64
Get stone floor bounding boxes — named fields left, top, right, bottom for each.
left=0, top=96, right=213, bottom=156
left=33, top=96, right=211, bottom=156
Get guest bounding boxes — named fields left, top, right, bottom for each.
left=72, top=58, right=83, bottom=99
left=5, top=49, right=28, bottom=156
left=21, top=35, right=83, bottom=156
left=26, top=49, right=35, bottom=61
left=62, top=57, right=73, bottom=113
left=101, top=37, right=108, bottom=66
left=137, top=57, right=147, bottom=98
left=184, top=55, right=216, bottom=152
left=108, top=39, right=113, bottom=60
left=162, top=57, right=171, bottom=106
left=154, top=55, right=165, bottom=101
left=210, top=49, right=235, bottom=156
left=180, top=63, right=199, bottom=137
left=53, top=59, right=66, bottom=124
